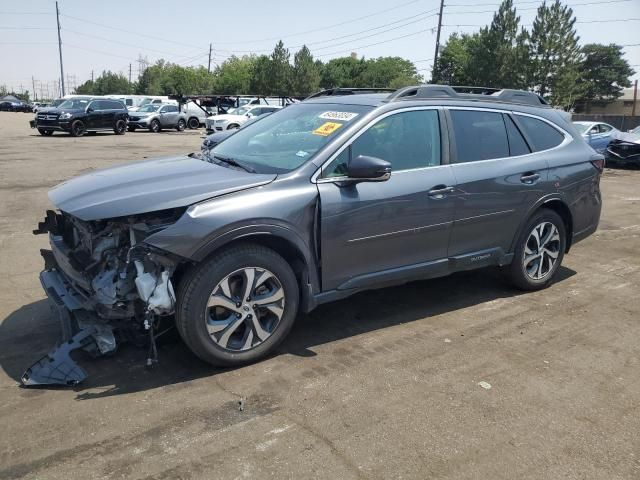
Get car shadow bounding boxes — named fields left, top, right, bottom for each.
left=0, top=266, right=576, bottom=400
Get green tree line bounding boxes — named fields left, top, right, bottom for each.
left=434, top=0, right=635, bottom=111
left=76, top=41, right=422, bottom=98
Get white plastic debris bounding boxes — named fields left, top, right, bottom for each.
left=444, top=338, right=452, bottom=343
left=478, top=381, right=492, bottom=390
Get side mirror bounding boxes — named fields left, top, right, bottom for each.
left=346, top=155, right=391, bottom=182
left=246, top=113, right=253, bottom=118
left=86, top=107, right=94, bottom=113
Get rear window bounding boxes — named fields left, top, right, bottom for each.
left=516, top=115, right=565, bottom=151
left=450, top=110, right=509, bottom=162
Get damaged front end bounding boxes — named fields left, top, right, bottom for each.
left=607, top=138, right=640, bottom=166
left=23, top=208, right=186, bottom=386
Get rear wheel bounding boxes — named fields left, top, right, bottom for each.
left=227, top=123, right=240, bottom=130
left=187, top=117, right=200, bottom=129
left=149, top=119, right=161, bottom=133
left=506, top=209, right=566, bottom=291
left=176, top=243, right=299, bottom=366
left=37, top=128, right=53, bottom=136
left=176, top=119, right=186, bottom=131
left=114, top=119, right=127, bottom=135
left=69, top=120, right=85, bottom=137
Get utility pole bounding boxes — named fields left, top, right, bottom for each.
left=432, top=0, right=445, bottom=84
left=32, top=76, right=36, bottom=101
left=129, top=63, right=132, bottom=83
left=55, top=1, right=65, bottom=96
left=208, top=43, right=213, bottom=73
left=632, top=79, right=638, bottom=117
left=91, top=70, right=94, bottom=82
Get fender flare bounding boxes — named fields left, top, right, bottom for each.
left=191, top=222, right=320, bottom=308
left=509, top=193, right=574, bottom=254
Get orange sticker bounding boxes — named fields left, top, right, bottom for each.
left=313, top=121, right=343, bottom=136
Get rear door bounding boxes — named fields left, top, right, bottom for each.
left=446, top=108, right=556, bottom=262
left=318, top=108, right=457, bottom=291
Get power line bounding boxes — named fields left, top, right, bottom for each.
left=213, top=0, right=423, bottom=44
left=317, top=27, right=435, bottom=58
left=0, top=26, right=54, bottom=29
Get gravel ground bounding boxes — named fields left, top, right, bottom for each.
left=0, top=111, right=639, bottom=479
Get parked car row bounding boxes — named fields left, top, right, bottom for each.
left=573, top=121, right=640, bottom=166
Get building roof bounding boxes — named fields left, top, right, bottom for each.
left=0, top=94, right=21, bottom=102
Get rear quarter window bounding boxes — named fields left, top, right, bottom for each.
left=515, top=115, right=565, bottom=151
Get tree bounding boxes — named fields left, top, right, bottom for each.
left=75, top=80, right=95, bottom=95
left=320, top=57, right=366, bottom=88
left=214, top=55, right=255, bottom=94
left=359, top=57, right=421, bottom=88
left=291, top=46, right=321, bottom=96
left=435, top=33, right=476, bottom=85
left=249, top=55, right=272, bottom=94
left=528, top=0, right=582, bottom=106
left=90, top=71, right=132, bottom=95
left=268, top=41, right=292, bottom=96
left=574, top=44, right=635, bottom=112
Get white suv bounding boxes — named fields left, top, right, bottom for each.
left=205, top=105, right=282, bottom=132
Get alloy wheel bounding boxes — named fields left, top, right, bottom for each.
left=205, top=267, right=285, bottom=351
left=523, top=222, right=561, bottom=280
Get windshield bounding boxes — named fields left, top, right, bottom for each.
left=230, top=106, right=252, bottom=116
left=58, top=98, right=91, bottom=109
left=573, top=123, right=590, bottom=134
left=138, top=104, right=161, bottom=113
left=211, top=103, right=373, bottom=173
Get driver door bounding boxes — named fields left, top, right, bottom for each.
left=317, top=108, right=456, bottom=291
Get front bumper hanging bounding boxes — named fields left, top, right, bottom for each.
left=21, top=265, right=117, bottom=387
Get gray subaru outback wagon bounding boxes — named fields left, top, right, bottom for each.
left=25, top=85, right=603, bottom=385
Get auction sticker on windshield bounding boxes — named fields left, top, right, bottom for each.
left=319, top=111, right=359, bottom=121
left=313, top=122, right=343, bottom=136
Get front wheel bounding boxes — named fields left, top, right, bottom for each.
left=69, top=120, right=85, bottom=137
left=114, top=119, right=127, bottom=135
left=149, top=119, right=161, bottom=133
left=506, top=208, right=566, bottom=291
left=176, top=243, right=299, bottom=366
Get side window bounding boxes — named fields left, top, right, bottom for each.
left=126, top=99, right=133, bottom=106
left=504, top=114, right=531, bottom=156
left=450, top=110, right=509, bottom=162
left=588, top=126, right=599, bottom=135
left=93, top=100, right=107, bottom=111
left=516, top=115, right=565, bottom=151
left=323, top=109, right=441, bottom=177
left=600, top=124, right=613, bottom=133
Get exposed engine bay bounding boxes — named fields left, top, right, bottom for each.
left=23, top=208, right=186, bottom=386
left=607, top=138, right=640, bottom=165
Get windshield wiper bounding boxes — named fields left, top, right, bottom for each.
left=213, top=155, right=256, bottom=173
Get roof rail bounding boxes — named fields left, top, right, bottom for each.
left=305, top=87, right=396, bottom=100
left=386, top=85, right=548, bottom=107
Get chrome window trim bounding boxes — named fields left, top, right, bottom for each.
left=311, top=106, right=442, bottom=183
left=445, top=107, right=573, bottom=164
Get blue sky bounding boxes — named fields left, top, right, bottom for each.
left=1, top=0, right=639, bottom=96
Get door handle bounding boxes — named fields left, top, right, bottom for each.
left=428, top=185, right=454, bottom=198
left=520, top=173, right=540, bottom=184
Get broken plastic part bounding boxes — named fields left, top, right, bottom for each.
left=147, top=271, right=175, bottom=313
left=21, top=327, right=96, bottom=387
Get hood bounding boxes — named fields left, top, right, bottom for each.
left=49, top=154, right=276, bottom=221
left=613, top=131, right=640, bottom=144
left=214, top=114, right=246, bottom=122
left=44, top=107, right=85, bottom=115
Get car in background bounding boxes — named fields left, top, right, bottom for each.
left=205, top=104, right=281, bottom=132
left=573, top=121, right=620, bottom=154
left=127, top=103, right=187, bottom=132
left=607, top=129, right=640, bottom=166
left=201, top=112, right=273, bottom=153
left=31, top=97, right=128, bottom=136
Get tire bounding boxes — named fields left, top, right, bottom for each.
left=69, top=120, right=85, bottom=137
left=114, top=119, right=127, bottom=135
left=37, top=128, right=53, bottom=136
left=176, top=243, right=299, bottom=366
left=127, top=125, right=137, bottom=132
left=149, top=119, right=161, bottom=133
left=227, top=123, right=240, bottom=130
left=506, top=208, right=566, bottom=291
left=187, top=117, right=200, bottom=129
left=176, top=119, right=186, bottom=131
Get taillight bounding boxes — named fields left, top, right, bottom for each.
left=590, top=158, right=605, bottom=173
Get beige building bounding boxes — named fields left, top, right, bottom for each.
left=587, top=85, right=639, bottom=115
